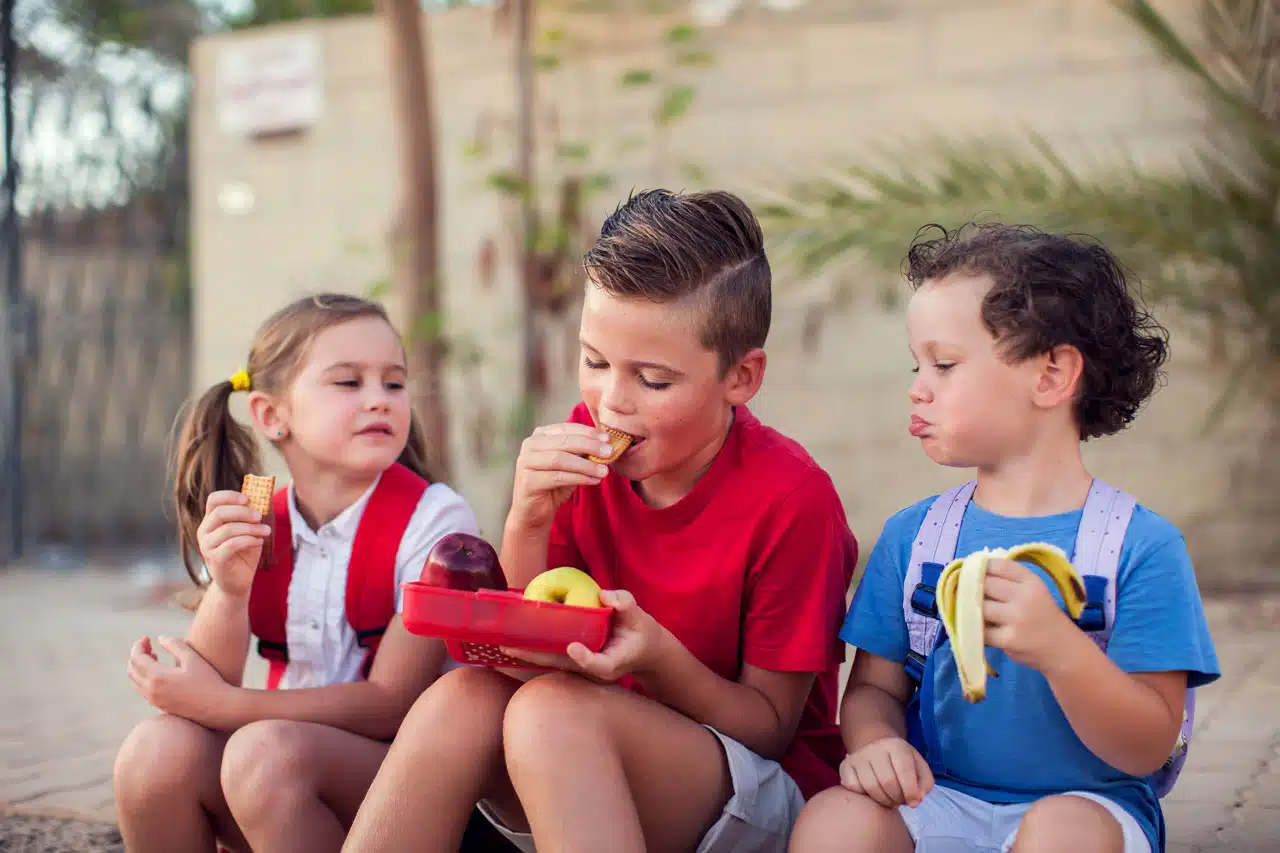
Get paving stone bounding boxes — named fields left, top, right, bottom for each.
left=1241, top=769, right=1280, bottom=808
left=1219, top=802, right=1280, bottom=848
left=1163, top=769, right=1255, bottom=807
left=3, top=569, right=1279, bottom=853
left=1164, top=801, right=1232, bottom=849
left=1179, top=739, right=1271, bottom=775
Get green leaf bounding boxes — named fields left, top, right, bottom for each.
left=409, top=310, right=447, bottom=345
left=656, top=85, right=697, bottom=125
left=584, top=172, right=615, bottom=194
left=665, top=24, right=699, bottom=44
left=620, top=69, right=657, bottom=88
left=557, top=141, right=591, bottom=161
left=535, top=54, right=562, bottom=72
left=486, top=170, right=529, bottom=198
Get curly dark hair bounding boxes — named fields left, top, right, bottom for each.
left=904, top=222, right=1170, bottom=440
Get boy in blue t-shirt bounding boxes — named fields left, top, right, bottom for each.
left=789, top=224, right=1220, bottom=853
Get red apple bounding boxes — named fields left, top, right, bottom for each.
left=421, top=532, right=508, bottom=592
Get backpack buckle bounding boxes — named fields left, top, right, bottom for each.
left=910, top=561, right=945, bottom=617
left=905, top=650, right=927, bottom=684
left=1076, top=575, right=1108, bottom=632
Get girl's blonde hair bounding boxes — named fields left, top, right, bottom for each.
left=170, top=293, right=434, bottom=585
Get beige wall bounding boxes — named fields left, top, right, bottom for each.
left=189, top=1, right=1274, bottom=587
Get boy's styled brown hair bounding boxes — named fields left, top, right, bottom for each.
left=905, top=222, right=1170, bottom=440
left=169, top=293, right=433, bottom=585
left=582, top=189, right=771, bottom=374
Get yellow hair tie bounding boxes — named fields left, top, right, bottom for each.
left=229, top=369, right=252, bottom=392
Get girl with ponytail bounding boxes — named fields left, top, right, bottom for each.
left=111, top=293, right=492, bottom=853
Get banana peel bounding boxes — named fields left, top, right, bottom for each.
left=935, top=543, right=1087, bottom=703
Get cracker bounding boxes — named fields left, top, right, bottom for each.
left=588, top=426, right=634, bottom=464
left=241, top=474, right=275, bottom=518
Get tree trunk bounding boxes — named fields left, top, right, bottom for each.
left=377, top=0, right=450, bottom=480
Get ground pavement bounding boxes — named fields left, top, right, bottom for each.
left=1, top=567, right=1277, bottom=852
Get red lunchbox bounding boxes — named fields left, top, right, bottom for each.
left=401, top=582, right=615, bottom=669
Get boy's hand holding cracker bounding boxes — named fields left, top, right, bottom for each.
left=510, top=423, right=619, bottom=531
left=195, top=476, right=274, bottom=598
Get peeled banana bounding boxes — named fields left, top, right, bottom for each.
left=935, top=543, right=1087, bottom=703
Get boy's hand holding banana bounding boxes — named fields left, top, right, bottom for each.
left=937, top=543, right=1090, bottom=701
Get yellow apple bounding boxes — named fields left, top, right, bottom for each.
left=523, top=566, right=604, bottom=608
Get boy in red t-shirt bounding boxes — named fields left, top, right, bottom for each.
left=342, top=189, right=857, bottom=853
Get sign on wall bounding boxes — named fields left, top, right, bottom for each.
left=215, top=31, right=325, bottom=137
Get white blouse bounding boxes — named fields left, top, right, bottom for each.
left=276, top=474, right=480, bottom=689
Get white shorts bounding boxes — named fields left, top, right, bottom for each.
left=476, top=725, right=805, bottom=853
left=897, top=784, right=1151, bottom=853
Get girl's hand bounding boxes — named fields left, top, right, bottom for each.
left=509, top=424, right=614, bottom=532
left=500, top=590, right=667, bottom=682
left=127, top=636, right=238, bottom=728
left=983, top=557, right=1082, bottom=673
left=197, top=490, right=271, bottom=598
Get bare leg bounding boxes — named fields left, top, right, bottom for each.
left=786, top=787, right=912, bottom=853
left=1010, top=795, right=1124, bottom=853
left=220, top=719, right=393, bottom=853
left=342, top=666, right=524, bottom=853
left=502, top=672, right=733, bottom=853
left=113, top=714, right=249, bottom=853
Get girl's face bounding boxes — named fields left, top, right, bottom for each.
left=275, top=316, right=411, bottom=480
left=906, top=273, right=1043, bottom=468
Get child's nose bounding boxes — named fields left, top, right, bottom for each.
left=599, top=375, right=634, bottom=416
left=908, top=375, right=931, bottom=404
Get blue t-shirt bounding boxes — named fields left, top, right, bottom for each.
left=840, top=493, right=1221, bottom=853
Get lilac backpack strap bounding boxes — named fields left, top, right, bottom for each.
left=904, top=481, right=976, bottom=669
left=1074, top=479, right=1192, bottom=798
left=1071, top=479, right=1136, bottom=651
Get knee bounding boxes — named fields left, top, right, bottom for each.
left=220, top=720, right=309, bottom=824
left=113, top=714, right=214, bottom=815
left=503, top=673, right=603, bottom=769
left=1014, top=795, right=1123, bottom=853
left=404, top=666, right=514, bottom=743
left=788, top=787, right=906, bottom=853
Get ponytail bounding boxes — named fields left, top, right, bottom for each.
left=170, top=380, right=263, bottom=585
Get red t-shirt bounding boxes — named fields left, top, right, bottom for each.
left=548, top=402, right=858, bottom=799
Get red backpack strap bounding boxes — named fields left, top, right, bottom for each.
left=248, top=485, right=294, bottom=690
left=346, top=463, right=429, bottom=679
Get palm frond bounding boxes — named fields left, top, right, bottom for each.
left=754, top=0, right=1280, bottom=412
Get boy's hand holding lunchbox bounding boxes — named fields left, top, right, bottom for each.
left=501, top=589, right=666, bottom=682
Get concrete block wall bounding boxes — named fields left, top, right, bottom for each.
left=189, top=1, right=1273, bottom=586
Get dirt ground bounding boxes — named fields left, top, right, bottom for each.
left=0, top=814, right=123, bottom=853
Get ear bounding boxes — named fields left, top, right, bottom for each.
left=723, top=347, right=767, bottom=406
left=246, top=390, right=289, bottom=441
left=1032, top=344, right=1084, bottom=409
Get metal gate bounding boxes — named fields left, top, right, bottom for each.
left=1, top=0, right=22, bottom=565
left=1, top=3, right=192, bottom=567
